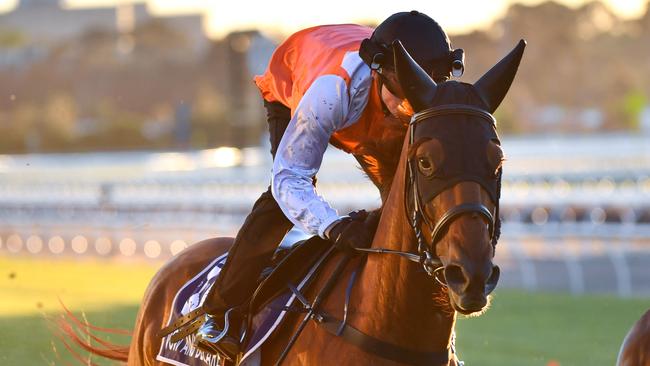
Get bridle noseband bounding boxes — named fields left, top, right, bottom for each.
left=409, top=104, right=499, bottom=277
left=357, top=104, right=501, bottom=284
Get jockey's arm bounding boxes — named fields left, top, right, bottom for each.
left=271, top=74, right=358, bottom=239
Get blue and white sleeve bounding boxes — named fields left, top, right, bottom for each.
left=271, top=75, right=351, bottom=238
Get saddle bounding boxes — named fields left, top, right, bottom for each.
left=249, top=236, right=332, bottom=314
left=158, top=236, right=332, bottom=347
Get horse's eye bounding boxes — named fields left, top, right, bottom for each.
left=417, top=157, right=434, bottom=176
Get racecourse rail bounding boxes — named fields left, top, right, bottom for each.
left=1, top=133, right=650, bottom=297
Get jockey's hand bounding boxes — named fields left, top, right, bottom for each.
left=327, top=209, right=381, bottom=255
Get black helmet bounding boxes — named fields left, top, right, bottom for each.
left=359, top=10, right=464, bottom=81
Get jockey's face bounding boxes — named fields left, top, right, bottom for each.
left=377, top=69, right=414, bottom=125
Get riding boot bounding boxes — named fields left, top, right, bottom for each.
left=195, top=308, right=243, bottom=362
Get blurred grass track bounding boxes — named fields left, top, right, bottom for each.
left=0, top=256, right=159, bottom=365
left=0, top=256, right=159, bottom=317
left=1, top=256, right=648, bottom=365
left=455, top=291, right=648, bottom=365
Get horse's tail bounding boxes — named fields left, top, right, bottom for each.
left=51, top=301, right=131, bottom=365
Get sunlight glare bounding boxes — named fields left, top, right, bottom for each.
left=0, top=0, right=645, bottom=39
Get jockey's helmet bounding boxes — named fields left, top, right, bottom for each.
left=359, top=10, right=464, bottom=82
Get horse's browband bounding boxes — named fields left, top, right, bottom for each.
left=410, top=104, right=496, bottom=126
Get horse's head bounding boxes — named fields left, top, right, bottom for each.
left=393, top=39, right=525, bottom=315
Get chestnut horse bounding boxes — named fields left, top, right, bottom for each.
left=617, top=309, right=650, bottom=366
left=58, top=39, right=525, bottom=365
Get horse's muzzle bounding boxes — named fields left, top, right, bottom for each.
left=445, top=264, right=500, bottom=314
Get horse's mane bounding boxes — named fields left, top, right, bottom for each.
left=355, top=141, right=403, bottom=201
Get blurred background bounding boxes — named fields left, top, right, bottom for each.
left=1, top=0, right=649, bottom=365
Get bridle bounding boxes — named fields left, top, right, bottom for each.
left=357, top=104, right=502, bottom=285
left=314, top=103, right=502, bottom=365
left=281, top=105, right=503, bottom=366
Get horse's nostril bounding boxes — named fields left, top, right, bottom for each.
left=485, top=265, right=500, bottom=294
left=444, top=264, right=465, bottom=288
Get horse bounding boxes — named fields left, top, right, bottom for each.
left=617, top=309, right=650, bottom=366
left=56, top=38, right=525, bottom=366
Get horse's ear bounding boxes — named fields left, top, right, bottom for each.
left=474, top=39, right=526, bottom=113
left=392, top=40, right=437, bottom=112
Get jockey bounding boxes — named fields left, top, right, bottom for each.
left=195, top=10, right=465, bottom=360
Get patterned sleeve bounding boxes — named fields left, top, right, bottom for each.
left=271, top=74, right=351, bottom=237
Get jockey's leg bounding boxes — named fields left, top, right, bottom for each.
left=205, top=99, right=292, bottom=312
left=196, top=101, right=293, bottom=360
left=206, top=186, right=292, bottom=314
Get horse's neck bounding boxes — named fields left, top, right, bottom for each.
left=353, top=134, right=456, bottom=354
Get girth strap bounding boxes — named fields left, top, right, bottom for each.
left=318, top=315, right=451, bottom=366
left=158, top=307, right=206, bottom=339
left=169, top=316, right=206, bottom=343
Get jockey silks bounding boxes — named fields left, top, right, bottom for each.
left=254, top=24, right=404, bottom=156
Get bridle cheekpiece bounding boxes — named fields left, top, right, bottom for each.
left=407, top=104, right=500, bottom=281
left=356, top=104, right=502, bottom=287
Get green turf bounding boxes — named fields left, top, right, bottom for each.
left=0, top=256, right=159, bottom=316
left=0, top=305, right=138, bottom=365
left=1, top=256, right=648, bottom=365
left=455, top=291, right=648, bottom=366
left=0, top=256, right=159, bottom=365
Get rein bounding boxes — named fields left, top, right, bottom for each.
left=295, top=258, right=454, bottom=366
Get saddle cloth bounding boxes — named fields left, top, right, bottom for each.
left=156, top=232, right=329, bottom=366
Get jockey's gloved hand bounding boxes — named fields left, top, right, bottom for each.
left=327, top=209, right=381, bottom=254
